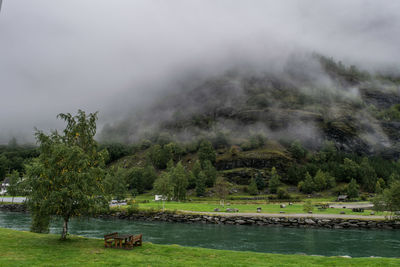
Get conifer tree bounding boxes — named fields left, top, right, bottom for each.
left=203, top=160, right=217, bottom=187
left=248, top=178, right=258, bottom=195
left=298, top=172, right=315, bottom=194
left=195, top=171, right=206, bottom=196
left=268, top=167, right=281, bottom=194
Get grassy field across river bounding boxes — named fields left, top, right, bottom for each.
left=0, top=228, right=399, bottom=266
left=118, top=197, right=385, bottom=217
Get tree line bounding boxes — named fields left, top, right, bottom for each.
left=3, top=110, right=400, bottom=240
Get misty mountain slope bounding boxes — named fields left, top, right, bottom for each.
left=100, top=55, right=400, bottom=158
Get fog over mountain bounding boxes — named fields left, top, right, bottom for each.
left=0, top=0, right=400, bottom=144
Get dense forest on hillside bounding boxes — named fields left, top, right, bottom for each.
left=101, top=55, right=400, bottom=156
left=2, top=55, right=400, bottom=200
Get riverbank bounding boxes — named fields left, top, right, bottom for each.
left=0, top=203, right=27, bottom=212
left=0, top=228, right=399, bottom=266
left=1, top=203, right=399, bottom=230
left=1, top=196, right=384, bottom=217
left=100, top=210, right=399, bottom=230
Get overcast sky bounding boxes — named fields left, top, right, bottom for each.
left=0, top=0, right=399, bottom=143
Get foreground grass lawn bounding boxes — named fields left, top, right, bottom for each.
left=0, top=228, right=399, bottom=266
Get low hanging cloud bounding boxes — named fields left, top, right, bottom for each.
left=0, top=0, right=399, bottom=143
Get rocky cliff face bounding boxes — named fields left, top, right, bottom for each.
left=361, top=88, right=400, bottom=109
left=101, top=56, right=400, bottom=159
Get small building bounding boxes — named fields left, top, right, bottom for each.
left=337, top=195, right=348, bottom=201
left=155, top=195, right=167, bottom=201
left=0, top=178, right=10, bottom=195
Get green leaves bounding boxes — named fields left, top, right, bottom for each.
left=26, top=110, right=109, bottom=238
left=268, top=167, right=281, bottom=194
left=170, top=162, right=188, bottom=201
left=198, top=140, right=216, bottom=164
left=347, top=179, right=359, bottom=199
left=373, top=181, right=400, bottom=219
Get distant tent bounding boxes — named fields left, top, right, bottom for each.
left=337, top=195, right=348, bottom=201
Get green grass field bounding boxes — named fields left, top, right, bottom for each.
left=119, top=200, right=384, bottom=217
left=0, top=228, right=399, bottom=266
left=0, top=192, right=385, bottom=217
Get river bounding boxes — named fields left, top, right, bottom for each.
left=0, top=211, right=399, bottom=257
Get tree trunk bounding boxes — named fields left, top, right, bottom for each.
left=61, top=217, right=69, bottom=240
left=12, top=196, right=14, bottom=204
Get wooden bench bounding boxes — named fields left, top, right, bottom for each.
left=123, top=234, right=143, bottom=250
left=104, top=232, right=118, bottom=248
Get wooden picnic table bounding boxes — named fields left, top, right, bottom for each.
left=114, top=234, right=134, bottom=249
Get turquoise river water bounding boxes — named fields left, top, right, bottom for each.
left=0, top=211, right=399, bottom=257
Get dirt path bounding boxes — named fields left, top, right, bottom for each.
left=180, top=210, right=386, bottom=220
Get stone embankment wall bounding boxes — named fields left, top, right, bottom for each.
left=1, top=204, right=399, bottom=230
left=0, top=204, right=27, bottom=212
left=98, top=212, right=400, bottom=230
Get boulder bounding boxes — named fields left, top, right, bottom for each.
left=305, top=219, right=315, bottom=225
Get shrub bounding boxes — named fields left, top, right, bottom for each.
left=347, top=179, right=359, bottom=199
left=277, top=188, right=290, bottom=199
left=140, top=139, right=152, bottom=150
left=248, top=178, right=258, bottom=195
left=303, top=200, right=313, bottom=213
left=378, top=104, right=400, bottom=121
left=240, top=134, right=266, bottom=151
left=126, top=200, right=140, bottom=214
left=240, top=141, right=253, bottom=151
left=230, top=146, right=240, bottom=156
left=332, top=184, right=348, bottom=196
left=360, top=193, right=369, bottom=201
